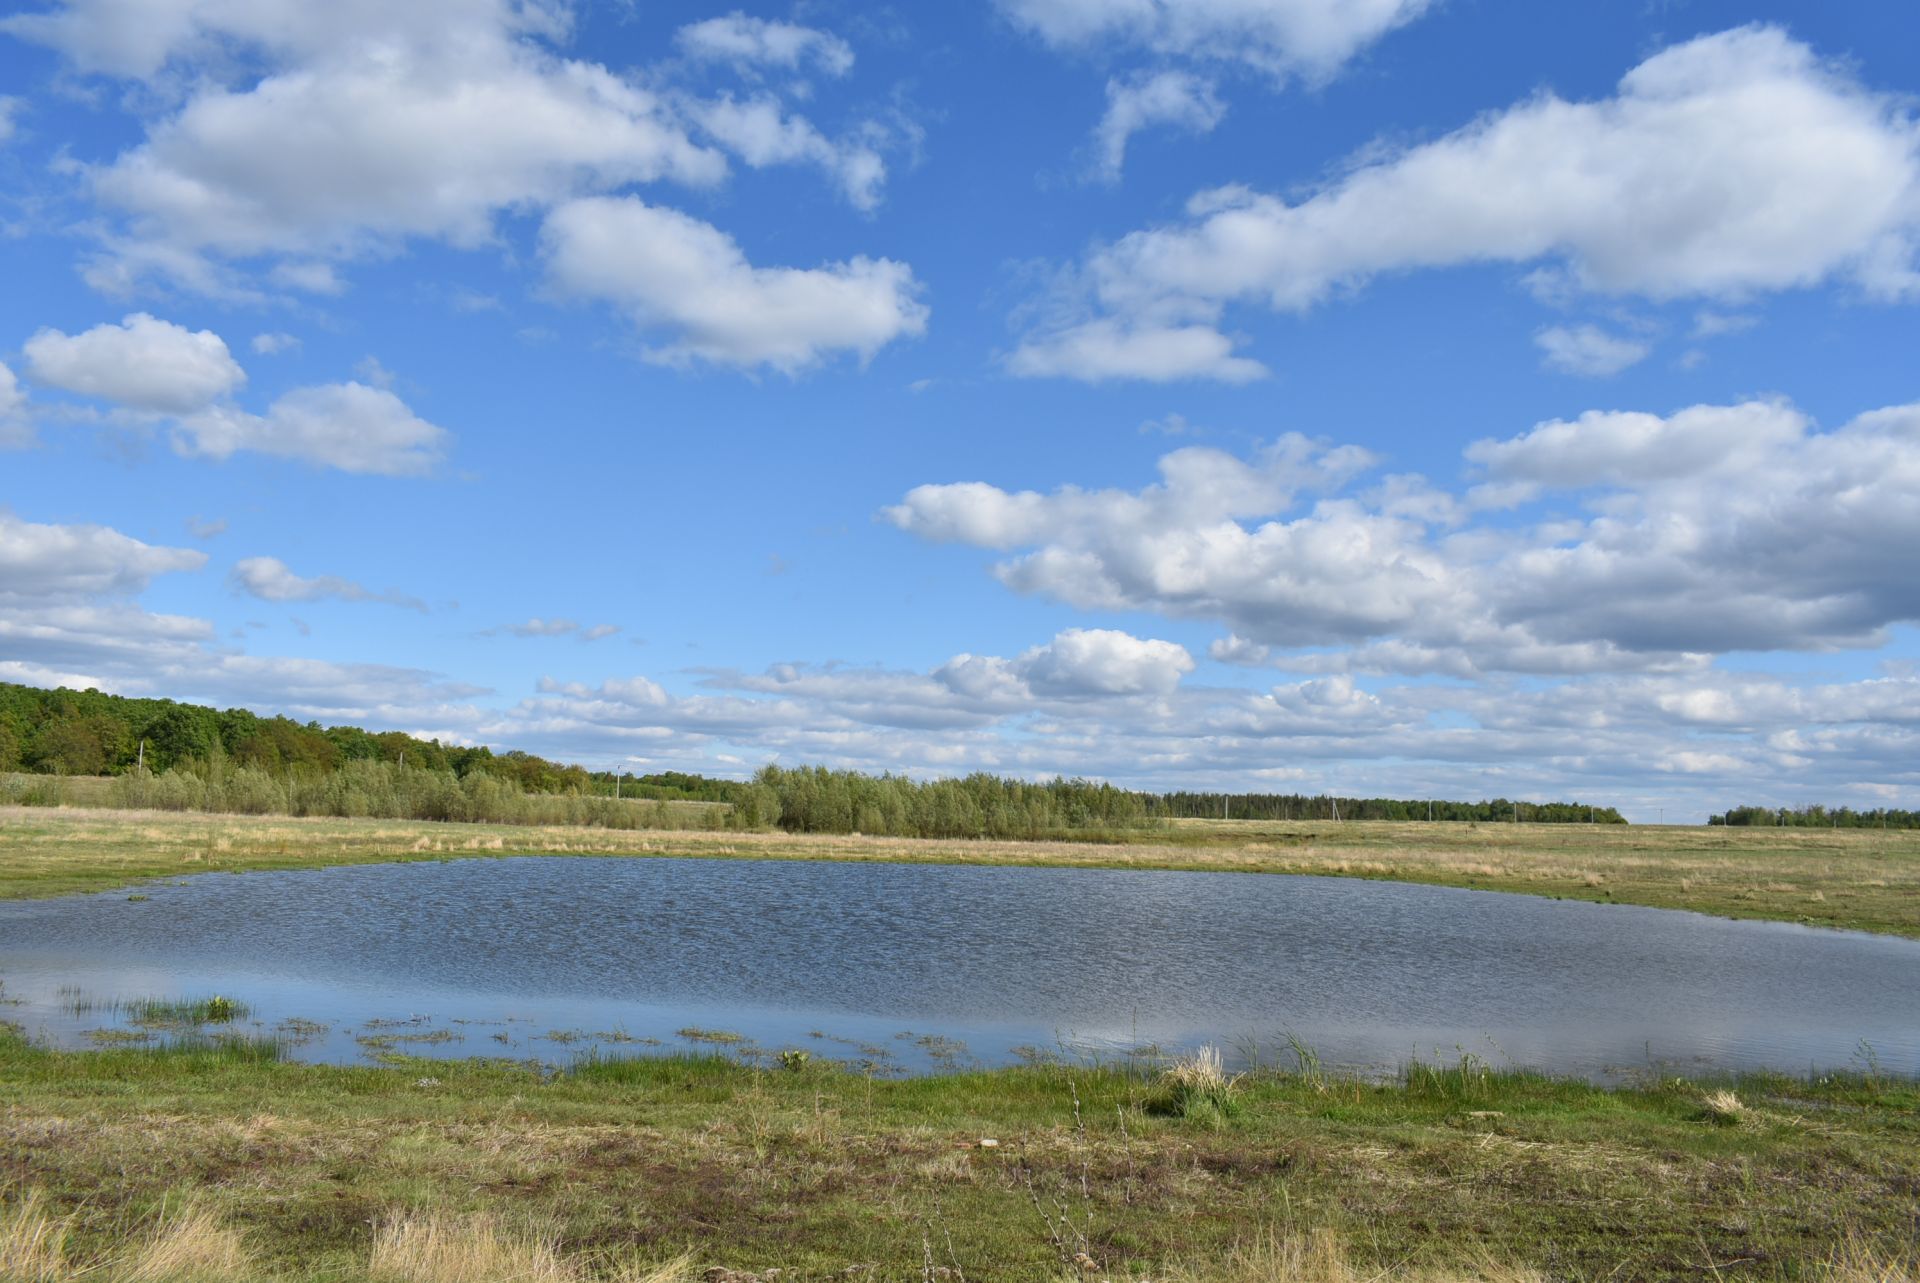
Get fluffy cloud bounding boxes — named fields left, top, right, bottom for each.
left=687, top=95, right=885, bottom=210
left=997, top=0, right=1431, bottom=82
left=0, top=506, right=482, bottom=729
left=489, top=645, right=1920, bottom=820
left=3, top=0, right=726, bottom=291
left=0, top=0, right=562, bottom=79
left=1016, top=27, right=1920, bottom=381
left=675, top=12, right=854, bottom=78
left=541, top=196, right=927, bottom=372
left=230, top=556, right=426, bottom=610
left=174, top=382, right=448, bottom=476
left=889, top=397, right=1920, bottom=673
left=8, top=1, right=899, bottom=297
left=1093, top=70, right=1225, bottom=181
left=12, top=311, right=448, bottom=475
left=0, top=362, right=28, bottom=447
left=1533, top=325, right=1650, bottom=378
left=23, top=313, right=245, bottom=412
left=1007, top=317, right=1267, bottom=383
left=1014, top=628, right=1194, bottom=695
left=0, top=510, right=205, bottom=602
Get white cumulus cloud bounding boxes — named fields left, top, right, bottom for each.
left=675, top=12, right=854, bottom=78
left=0, top=362, right=29, bottom=447
left=1015, top=26, right=1920, bottom=382
left=230, top=556, right=426, bottom=610
left=0, top=510, right=206, bottom=602
left=997, top=0, right=1431, bottom=82
left=23, top=313, right=245, bottom=412
left=889, top=397, right=1920, bottom=673
left=541, top=196, right=927, bottom=373
left=687, top=95, right=885, bottom=210
left=1093, top=70, right=1226, bottom=181
left=176, top=382, right=448, bottom=476
left=1534, top=325, right=1652, bottom=377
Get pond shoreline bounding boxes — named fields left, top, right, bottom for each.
left=6, top=853, right=1916, bottom=1081
left=6, top=803, right=1920, bottom=937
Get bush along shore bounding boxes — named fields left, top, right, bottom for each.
left=0, top=1027, right=1915, bottom=1281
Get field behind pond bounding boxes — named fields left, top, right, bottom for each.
left=3, top=802, right=1918, bottom=937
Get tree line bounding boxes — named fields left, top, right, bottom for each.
left=1154, top=792, right=1626, bottom=824
left=1710, top=805, right=1920, bottom=829
left=3, top=681, right=1636, bottom=836
left=0, top=681, right=727, bottom=803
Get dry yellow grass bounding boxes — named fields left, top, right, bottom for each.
left=370, top=1212, right=576, bottom=1283
left=0, top=1190, right=70, bottom=1282
left=110, top=1205, right=253, bottom=1281
left=1152, top=1230, right=1546, bottom=1283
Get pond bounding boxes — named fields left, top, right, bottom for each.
left=2, top=855, right=1916, bottom=1078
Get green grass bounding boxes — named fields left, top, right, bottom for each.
left=0, top=1025, right=1914, bottom=1279
left=125, top=994, right=249, bottom=1025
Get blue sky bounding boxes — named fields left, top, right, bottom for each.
left=4, top=0, right=1920, bottom=820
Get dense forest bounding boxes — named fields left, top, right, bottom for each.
left=0, top=681, right=728, bottom=802
left=1710, top=805, right=1920, bottom=829
left=2, top=681, right=1630, bottom=834
left=1155, top=792, right=1625, bottom=824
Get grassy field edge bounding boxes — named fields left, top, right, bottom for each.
left=3, top=1027, right=1917, bottom=1280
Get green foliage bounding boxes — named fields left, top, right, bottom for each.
left=106, top=756, right=733, bottom=832
left=750, top=764, right=1158, bottom=839
left=1157, top=791, right=1627, bottom=824
left=1712, top=804, right=1920, bottom=829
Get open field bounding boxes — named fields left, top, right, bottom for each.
left=2, top=1029, right=1917, bottom=1282
left=4, top=803, right=1919, bottom=937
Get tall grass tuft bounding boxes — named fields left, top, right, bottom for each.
left=1141, top=1228, right=1545, bottom=1282
left=1699, top=1088, right=1749, bottom=1126
left=111, top=1205, right=253, bottom=1282
left=0, top=1191, right=70, bottom=1282
left=369, top=1211, right=577, bottom=1283
left=1152, top=1228, right=1546, bottom=1282
left=1823, top=1234, right=1920, bottom=1283
left=1152, top=1045, right=1244, bottom=1123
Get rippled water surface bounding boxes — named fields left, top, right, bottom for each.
left=3, top=855, right=1916, bottom=1077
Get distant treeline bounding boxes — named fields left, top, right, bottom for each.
left=1711, top=805, right=1920, bottom=829
left=3, top=681, right=1634, bottom=836
left=1155, top=792, right=1626, bottom=824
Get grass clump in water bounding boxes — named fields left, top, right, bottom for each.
left=128, top=995, right=248, bottom=1026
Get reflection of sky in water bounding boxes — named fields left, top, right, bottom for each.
left=2, top=856, right=1915, bottom=1079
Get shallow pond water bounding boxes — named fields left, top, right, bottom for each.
left=2, top=855, right=1916, bottom=1078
